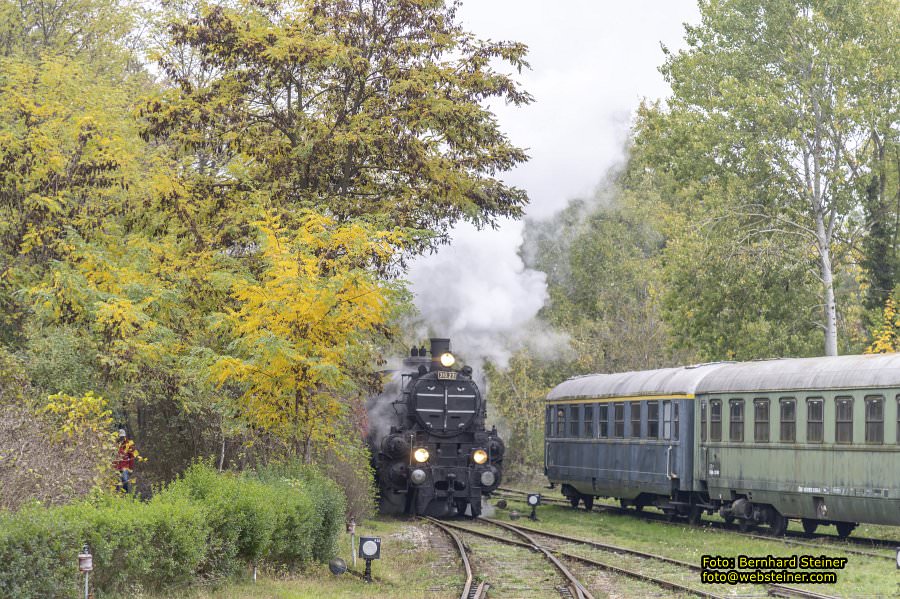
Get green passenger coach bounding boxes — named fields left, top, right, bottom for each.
left=544, top=354, right=900, bottom=537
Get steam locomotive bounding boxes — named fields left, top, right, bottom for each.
left=370, top=338, right=503, bottom=518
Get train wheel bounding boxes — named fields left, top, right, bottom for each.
left=738, top=518, right=754, bottom=533
left=768, top=510, right=787, bottom=536
left=470, top=500, right=482, bottom=519
left=722, top=515, right=735, bottom=525
left=801, top=518, right=818, bottom=535
left=835, top=522, right=856, bottom=539
left=583, top=496, right=594, bottom=511
left=569, top=495, right=581, bottom=509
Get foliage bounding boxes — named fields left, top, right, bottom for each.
left=866, top=289, right=900, bottom=353
left=0, top=496, right=207, bottom=598
left=647, top=0, right=899, bottom=356
left=142, top=0, right=531, bottom=255
left=0, top=390, right=118, bottom=510
left=210, top=212, right=404, bottom=458
left=0, top=464, right=346, bottom=597
left=484, top=351, right=550, bottom=478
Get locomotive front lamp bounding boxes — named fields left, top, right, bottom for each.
left=472, top=449, right=488, bottom=464
left=413, top=447, right=430, bottom=463
left=440, top=352, right=456, bottom=367
left=410, top=468, right=427, bottom=485
left=358, top=536, right=381, bottom=583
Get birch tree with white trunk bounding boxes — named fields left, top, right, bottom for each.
left=657, top=0, right=898, bottom=356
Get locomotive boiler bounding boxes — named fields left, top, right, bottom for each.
left=371, top=338, right=503, bottom=518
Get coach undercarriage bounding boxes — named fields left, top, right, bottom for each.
left=560, top=482, right=860, bottom=537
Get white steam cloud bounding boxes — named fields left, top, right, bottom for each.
left=407, top=220, right=568, bottom=370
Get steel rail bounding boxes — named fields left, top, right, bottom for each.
left=440, top=519, right=723, bottom=599
left=423, top=517, right=479, bottom=599
left=481, top=518, right=594, bottom=599
left=432, top=520, right=585, bottom=598
left=494, top=488, right=896, bottom=560
left=490, top=518, right=842, bottom=599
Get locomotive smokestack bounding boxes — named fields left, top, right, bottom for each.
left=430, top=338, right=451, bottom=371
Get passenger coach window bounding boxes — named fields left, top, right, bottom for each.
left=710, top=400, right=722, bottom=441
left=630, top=402, right=641, bottom=438
left=779, top=398, right=796, bottom=442
left=614, top=403, right=625, bottom=438
left=674, top=402, right=680, bottom=441
left=836, top=397, right=853, bottom=444
left=569, top=406, right=579, bottom=437
left=648, top=402, right=659, bottom=439
left=662, top=401, right=672, bottom=439
left=729, top=399, right=744, bottom=442
left=701, top=400, right=707, bottom=442
left=556, top=408, right=566, bottom=437
left=864, top=396, right=883, bottom=444
left=807, top=398, right=824, bottom=443
left=754, top=399, right=769, bottom=442
left=546, top=407, right=552, bottom=437
left=584, top=405, right=594, bottom=438
left=598, top=404, right=609, bottom=438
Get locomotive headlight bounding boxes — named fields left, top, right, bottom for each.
left=410, top=468, right=427, bottom=485
left=439, top=352, right=456, bottom=367
left=413, top=447, right=430, bottom=463
left=480, top=470, right=496, bottom=487
left=472, top=449, right=488, bottom=465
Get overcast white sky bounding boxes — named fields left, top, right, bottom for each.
left=409, top=1, right=701, bottom=364
left=457, top=0, right=700, bottom=219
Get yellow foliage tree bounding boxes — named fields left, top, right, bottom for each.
left=211, top=211, right=403, bottom=460
left=866, top=294, right=900, bottom=354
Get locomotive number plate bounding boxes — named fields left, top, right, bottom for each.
left=437, top=370, right=458, bottom=380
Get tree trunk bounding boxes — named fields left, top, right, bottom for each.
left=816, top=216, right=838, bottom=356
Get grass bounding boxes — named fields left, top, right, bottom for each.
left=490, top=493, right=900, bottom=598
left=141, top=517, right=461, bottom=599
left=142, top=495, right=900, bottom=598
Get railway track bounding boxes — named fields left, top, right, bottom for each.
left=494, top=488, right=899, bottom=561
left=438, top=514, right=844, bottom=599
left=432, top=517, right=594, bottom=598
left=489, top=519, right=844, bottom=599
left=423, top=517, right=488, bottom=599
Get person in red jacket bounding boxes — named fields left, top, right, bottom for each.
left=115, top=429, right=137, bottom=493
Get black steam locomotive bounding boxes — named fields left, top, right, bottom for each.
left=371, top=338, right=503, bottom=518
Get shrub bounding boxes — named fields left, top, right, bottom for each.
left=256, top=460, right=346, bottom=563
left=0, top=462, right=346, bottom=597
left=0, top=495, right=207, bottom=598
left=159, top=463, right=276, bottom=576
left=0, top=503, right=86, bottom=599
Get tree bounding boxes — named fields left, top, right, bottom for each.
left=656, top=0, right=899, bottom=356
left=210, top=211, right=404, bottom=461
left=141, top=0, right=532, bottom=256
left=866, top=287, right=900, bottom=353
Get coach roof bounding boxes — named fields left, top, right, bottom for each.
left=695, top=353, right=900, bottom=394
left=546, top=362, right=730, bottom=401
left=547, top=353, right=900, bottom=401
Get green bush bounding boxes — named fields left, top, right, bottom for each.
left=160, top=463, right=276, bottom=576
left=0, top=496, right=207, bottom=598
left=0, top=503, right=87, bottom=599
left=256, top=460, right=347, bottom=563
left=0, top=462, right=346, bottom=598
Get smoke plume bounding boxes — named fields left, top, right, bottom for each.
left=407, top=220, right=569, bottom=371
